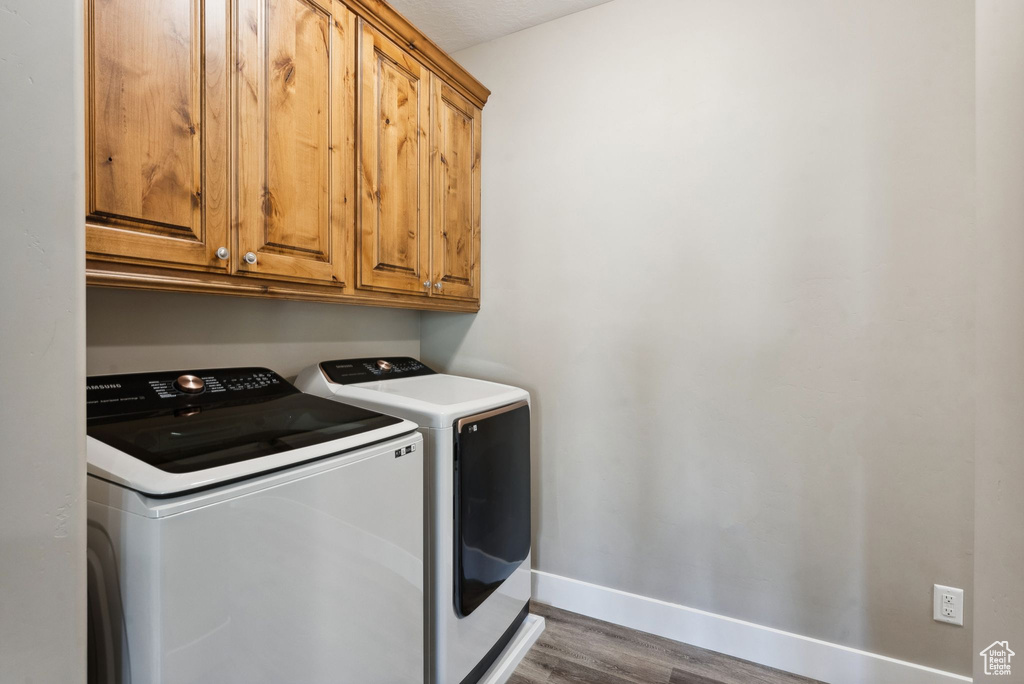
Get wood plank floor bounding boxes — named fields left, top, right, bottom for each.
left=509, top=602, right=823, bottom=684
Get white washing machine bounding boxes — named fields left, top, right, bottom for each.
left=86, top=367, right=424, bottom=684
left=296, top=358, right=545, bottom=684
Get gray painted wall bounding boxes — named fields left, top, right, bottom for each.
left=5, top=0, right=1000, bottom=680
left=975, top=1, right=1024, bottom=680
left=422, top=0, right=975, bottom=674
left=87, top=288, right=421, bottom=379
left=0, top=0, right=87, bottom=681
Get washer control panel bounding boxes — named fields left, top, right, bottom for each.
left=320, top=357, right=436, bottom=385
left=87, top=367, right=293, bottom=420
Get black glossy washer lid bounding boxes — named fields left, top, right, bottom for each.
left=87, top=368, right=403, bottom=475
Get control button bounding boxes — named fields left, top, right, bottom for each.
left=174, top=374, right=205, bottom=394
left=376, top=360, right=393, bottom=372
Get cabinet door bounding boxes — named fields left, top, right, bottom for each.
left=237, top=0, right=354, bottom=283
left=86, top=0, right=230, bottom=270
left=430, top=77, right=481, bottom=301
left=357, top=22, right=431, bottom=295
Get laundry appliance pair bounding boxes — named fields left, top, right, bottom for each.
left=86, top=360, right=541, bottom=684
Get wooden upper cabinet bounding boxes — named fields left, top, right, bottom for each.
left=85, top=0, right=489, bottom=310
left=86, top=0, right=230, bottom=270
left=356, top=21, right=431, bottom=296
left=430, top=76, right=481, bottom=301
left=236, top=0, right=354, bottom=284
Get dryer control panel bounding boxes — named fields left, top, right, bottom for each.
left=320, top=357, right=436, bottom=385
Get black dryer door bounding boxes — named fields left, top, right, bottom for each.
left=453, top=401, right=531, bottom=618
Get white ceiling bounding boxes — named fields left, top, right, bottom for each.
left=387, top=0, right=613, bottom=53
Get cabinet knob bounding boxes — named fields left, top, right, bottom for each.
left=434, top=281, right=443, bottom=291
left=244, top=251, right=257, bottom=265
left=423, top=280, right=431, bottom=288
left=215, top=247, right=230, bottom=260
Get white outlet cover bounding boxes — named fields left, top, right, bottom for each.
left=933, top=584, right=964, bottom=626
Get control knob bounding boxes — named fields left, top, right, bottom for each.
left=376, top=360, right=393, bottom=372
left=174, top=374, right=205, bottom=394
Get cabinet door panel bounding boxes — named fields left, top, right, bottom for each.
left=237, top=0, right=352, bottom=283
left=430, top=77, right=481, bottom=301
left=86, top=0, right=229, bottom=269
left=357, top=22, right=430, bottom=295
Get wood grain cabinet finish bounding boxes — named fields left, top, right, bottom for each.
left=237, top=0, right=354, bottom=284
left=356, top=21, right=431, bottom=296
left=86, top=0, right=230, bottom=270
left=85, top=0, right=488, bottom=311
left=430, top=76, right=481, bottom=301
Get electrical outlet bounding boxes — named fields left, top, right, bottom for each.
left=933, top=584, right=964, bottom=626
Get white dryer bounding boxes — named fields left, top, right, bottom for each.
left=86, top=367, right=424, bottom=684
left=296, top=358, right=545, bottom=684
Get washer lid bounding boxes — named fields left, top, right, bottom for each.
left=324, top=374, right=529, bottom=428
left=86, top=367, right=415, bottom=496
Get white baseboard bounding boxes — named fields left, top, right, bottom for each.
left=531, top=570, right=971, bottom=684
left=481, top=613, right=546, bottom=684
